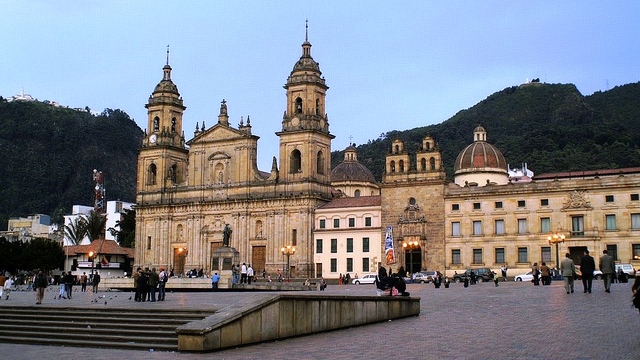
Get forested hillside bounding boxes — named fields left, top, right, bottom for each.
left=333, top=82, right=640, bottom=181
left=1, top=81, right=639, bottom=231
left=0, top=100, right=143, bottom=230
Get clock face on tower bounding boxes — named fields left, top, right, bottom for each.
left=291, top=117, right=300, bottom=127
left=149, top=134, right=157, bottom=144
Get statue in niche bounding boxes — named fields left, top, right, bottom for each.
left=223, top=224, right=232, bottom=246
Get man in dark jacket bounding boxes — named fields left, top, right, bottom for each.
left=34, top=271, right=48, bottom=305
left=580, top=249, right=596, bottom=293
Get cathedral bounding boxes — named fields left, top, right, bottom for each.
left=135, top=31, right=333, bottom=278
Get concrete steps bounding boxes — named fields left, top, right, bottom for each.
left=0, top=306, right=216, bottom=351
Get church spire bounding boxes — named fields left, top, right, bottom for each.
left=166, top=45, right=170, bottom=65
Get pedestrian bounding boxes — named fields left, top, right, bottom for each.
left=34, top=270, right=48, bottom=305
left=580, top=249, right=596, bottom=293
left=3, top=275, right=13, bottom=300
left=64, top=271, right=74, bottom=299
left=80, top=272, right=88, bottom=292
left=137, top=270, right=148, bottom=302
left=149, top=268, right=159, bottom=302
left=493, top=271, right=499, bottom=287
left=92, top=271, right=101, bottom=293
left=158, top=268, right=167, bottom=301
left=560, top=253, right=576, bottom=294
left=632, top=275, right=640, bottom=313
left=531, top=263, right=540, bottom=286
left=540, top=262, right=551, bottom=285
left=211, top=272, right=220, bottom=290
left=58, top=272, right=67, bottom=299
left=247, top=265, right=254, bottom=285
left=501, top=265, right=508, bottom=281
left=599, top=249, right=615, bottom=293
left=240, top=263, right=248, bottom=284
left=0, top=272, right=6, bottom=299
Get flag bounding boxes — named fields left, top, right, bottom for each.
left=385, top=226, right=396, bottom=265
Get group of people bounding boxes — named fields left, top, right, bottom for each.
left=337, top=273, right=352, bottom=285
left=375, top=266, right=409, bottom=296
left=232, top=263, right=255, bottom=284
left=558, top=249, right=620, bottom=295
left=133, top=267, right=169, bottom=302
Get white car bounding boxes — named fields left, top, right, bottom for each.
left=352, top=274, right=377, bottom=285
left=514, top=271, right=540, bottom=282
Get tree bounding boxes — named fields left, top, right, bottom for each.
left=108, top=208, right=136, bottom=248
left=23, top=238, right=65, bottom=272
left=86, top=210, right=107, bottom=241
left=64, top=217, right=89, bottom=245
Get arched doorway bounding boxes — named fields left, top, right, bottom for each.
left=402, top=237, right=422, bottom=274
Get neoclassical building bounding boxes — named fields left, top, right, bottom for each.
left=135, top=33, right=334, bottom=278
left=382, top=126, right=640, bottom=277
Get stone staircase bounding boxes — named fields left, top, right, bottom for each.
left=0, top=306, right=216, bottom=351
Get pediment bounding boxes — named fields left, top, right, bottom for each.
left=188, top=124, right=250, bottom=145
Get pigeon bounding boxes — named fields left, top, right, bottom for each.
left=104, top=301, right=107, bottom=305
left=129, top=296, right=132, bottom=300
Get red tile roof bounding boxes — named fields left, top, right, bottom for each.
left=318, top=195, right=381, bottom=209
left=65, top=239, right=134, bottom=257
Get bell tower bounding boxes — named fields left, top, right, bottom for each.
left=137, top=47, right=189, bottom=198
left=277, top=22, right=334, bottom=184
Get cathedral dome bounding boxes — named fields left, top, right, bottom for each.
left=453, top=125, right=508, bottom=186
left=331, top=146, right=376, bottom=183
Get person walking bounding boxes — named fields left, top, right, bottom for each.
left=531, top=263, right=540, bottom=286
left=34, top=270, right=48, bottom=305
left=540, top=262, right=551, bottom=285
left=560, top=253, right=576, bottom=294
left=64, top=271, right=74, bottom=299
left=599, top=249, right=615, bottom=293
left=580, top=249, right=596, bottom=293
left=0, top=272, right=6, bottom=299
left=80, top=272, right=88, bottom=292
left=92, top=271, right=101, bottom=293
left=3, top=275, right=13, bottom=300
left=58, top=272, right=67, bottom=299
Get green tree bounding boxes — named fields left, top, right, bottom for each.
left=23, top=238, right=65, bottom=272
left=108, top=208, right=136, bottom=248
left=86, top=210, right=107, bottom=241
left=64, top=217, right=89, bottom=245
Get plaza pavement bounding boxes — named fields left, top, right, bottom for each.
left=0, top=278, right=639, bottom=360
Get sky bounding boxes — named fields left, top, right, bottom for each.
left=2, top=1, right=639, bottom=170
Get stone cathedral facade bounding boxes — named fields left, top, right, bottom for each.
left=135, top=34, right=334, bottom=277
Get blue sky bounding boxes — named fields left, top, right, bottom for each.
left=2, top=2, right=639, bottom=170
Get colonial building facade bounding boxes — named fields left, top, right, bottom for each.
left=135, top=33, right=334, bottom=278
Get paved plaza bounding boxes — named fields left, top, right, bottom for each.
left=0, top=278, right=639, bottom=360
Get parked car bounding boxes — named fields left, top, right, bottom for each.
left=352, top=274, right=377, bottom=285
left=412, top=271, right=438, bottom=283
left=514, top=271, right=540, bottom=282
left=615, top=263, right=636, bottom=277
left=452, top=268, right=493, bottom=283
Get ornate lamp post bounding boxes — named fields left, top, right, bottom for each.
left=402, top=240, right=420, bottom=281
left=547, top=231, right=566, bottom=270
left=88, top=251, right=95, bottom=279
left=280, top=245, right=296, bottom=282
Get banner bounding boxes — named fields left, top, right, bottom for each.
left=384, top=226, right=396, bottom=265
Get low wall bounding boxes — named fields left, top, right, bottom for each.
left=100, top=277, right=215, bottom=291
left=176, top=294, right=420, bottom=352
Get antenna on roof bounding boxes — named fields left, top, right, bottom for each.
left=166, top=45, right=170, bottom=65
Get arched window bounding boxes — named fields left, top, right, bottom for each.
left=394, top=145, right=400, bottom=154
left=420, top=158, right=427, bottom=171
left=295, top=97, right=303, bottom=114
left=153, top=117, right=160, bottom=132
left=390, top=161, right=396, bottom=173
left=430, top=157, right=436, bottom=170
left=148, top=163, right=157, bottom=185
left=290, top=149, right=302, bottom=173
left=354, top=189, right=361, bottom=197
left=171, top=118, right=177, bottom=133
left=399, top=160, right=405, bottom=172
left=316, top=151, right=324, bottom=175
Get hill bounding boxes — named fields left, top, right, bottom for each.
left=0, top=100, right=143, bottom=230
left=336, top=82, right=640, bottom=181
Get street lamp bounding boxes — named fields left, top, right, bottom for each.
left=280, top=245, right=296, bottom=282
left=88, top=251, right=95, bottom=278
left=402, top=240, right=420, bottom=279
left=547, top=231, right=566, bottom=270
